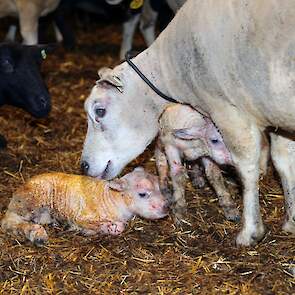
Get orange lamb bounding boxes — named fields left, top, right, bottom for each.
left=1, top=167, right=168, bottom=245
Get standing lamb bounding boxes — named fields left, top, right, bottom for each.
left=156, top=104, right=239, bottom=223
left=1, top=167, right=168, bottom=245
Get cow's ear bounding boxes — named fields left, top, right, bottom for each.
left=108, top=178, right=128, bottom=192
left=0, top=59, right=14, bottom=73
left=173, top=126, right=205, bottom=140
left=97, top=67, right=124, bottom=92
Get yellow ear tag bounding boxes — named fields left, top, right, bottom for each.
left=130, top=0, right=143, bottom=9
left=41, top=49, right=47, bottom=60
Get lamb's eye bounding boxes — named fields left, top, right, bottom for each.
left=138, top=192, right=148, bottom=198
left=210, top=138, right=219, bottom=144
left=95, top=107, right=106, bottom=118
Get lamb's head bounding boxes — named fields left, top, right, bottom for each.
left=108, top=167, right=169, bottom=220
left=169, top=106, right=232, bottom=165
left=81, top=66, right=160, bottom=180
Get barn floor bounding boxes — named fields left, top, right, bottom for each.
left=0, top=20, right=294, bottom=294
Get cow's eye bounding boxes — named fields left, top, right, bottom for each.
left=210, top=138, right=219, bottom=144
left=95, top=107, right=106, bottom=118
left=138, top=192, right=148, bottom=198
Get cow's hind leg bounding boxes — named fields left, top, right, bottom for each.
left=213, top=108, right=265, bottom=246
left=201, top=157, right=240, bottom=222
left=270, top=133, right=295, bottom=234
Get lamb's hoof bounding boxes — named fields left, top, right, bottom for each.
left=161, top=187, right=173, bottom=202
left=172, top=207, right=191, bottom=230
left=27, top=225, right=48, bottom=246
left=34, top=238, right=46, bottom=247
left=224, top=207, right=240, bottom=222
left=236, top=225, right=265, bottom=247
left=191, top=176, right=206, bottom=189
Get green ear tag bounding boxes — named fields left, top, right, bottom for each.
left=130, top=0, right=143, bottom=9
left=41, top=49, right=47, bottom=60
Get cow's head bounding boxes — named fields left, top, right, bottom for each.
left=81, top=65, right=162, bottom=180
left=0, top=43, right=53, bottom=118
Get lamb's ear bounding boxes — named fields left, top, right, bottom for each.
left=173, top=126, right=205, bottom=140
left=97, top=67, right=124, bottom=92
left=108, top=178, right=128, bottom=192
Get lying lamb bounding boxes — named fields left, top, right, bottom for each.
left=1, top=167, right=168, bottom=245
left=156, top=104, right=240, bottom=223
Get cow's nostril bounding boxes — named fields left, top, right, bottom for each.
left=81, top=161, right=90, bottom=174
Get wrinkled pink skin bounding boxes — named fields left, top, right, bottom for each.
left=1, top=167, right=168, bottom=245
left=156, top=105, right=239, bottom=224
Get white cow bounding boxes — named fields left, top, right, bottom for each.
left=82, top=0, right=295, bottom=246
left=0, top=0, right=60, bottom=44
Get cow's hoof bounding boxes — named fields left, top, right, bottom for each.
left=282, top=218, right=295, bottom=234
left=0, top=134, right=7, bottom=149
left=236, top=225, right=265, bottom=246
left=224, top=207, right=240, bottom=222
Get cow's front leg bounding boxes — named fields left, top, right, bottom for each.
left=139, top=0, right=158, bottom=46
left=120, top=13, right=141, bottom=60
left=165, top=144, right=188, bottom=224
left=214, top=110, right=265, bottom=246
left=201, top=157, right=240, bottom=222
left=270, top=133, right=295, bottom=234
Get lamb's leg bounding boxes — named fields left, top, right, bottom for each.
left=189, top=162, right=206, bottom=188
left=120, top=13, right=141, bottom=60
left=155, top=138, right=172, bottom=201
left=1, top=211, right=48, bottom=246
left=213, top=108, right=265, bottom=246
left=270, top=133, right=295, bottom=234
left=165, top=144, right=188, bottom=224
left=1, top=195, right=49, bottom=245
left=201, top=157, right=240, bottom=222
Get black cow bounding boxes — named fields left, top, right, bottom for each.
left=0, top=43, right=53, bottom=147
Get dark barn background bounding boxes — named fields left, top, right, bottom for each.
left=0, top=3, right=294, bottom=294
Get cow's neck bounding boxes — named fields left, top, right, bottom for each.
left=122, top=50, right=176, bottom=118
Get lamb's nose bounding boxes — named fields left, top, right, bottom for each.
left=81, top=161, right=89, bottom=175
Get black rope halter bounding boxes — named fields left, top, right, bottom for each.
left=125, top=51, right=182, bottom=104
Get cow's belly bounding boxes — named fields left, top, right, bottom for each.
left=39, top=0, right=60, bottom=17
left=0, top=0, right=17, bottom=17
left=159, top=0, right=295, bottom=131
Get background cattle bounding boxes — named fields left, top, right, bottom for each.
left=0, top=42, right=53, bottom=146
